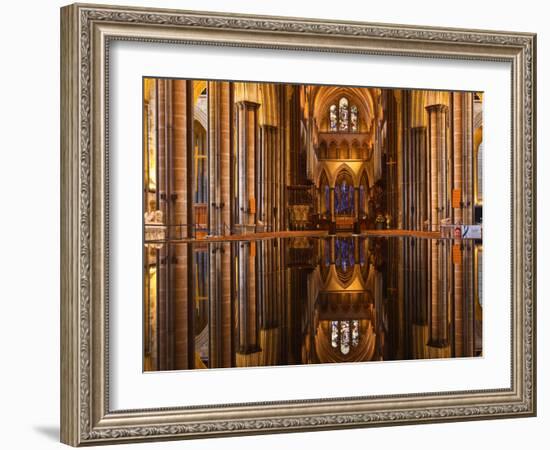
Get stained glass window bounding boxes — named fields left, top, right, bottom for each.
left=340, top=321, right=350, bottom=355
left=350, top=105, right=358, bottom=131
left=331, top=321, right=338, bottom=348
left=339, top=97, right=349, bottom=131
left=335, top=238, right=355, bottom=273
left=351, top=320, right=360, bottom=347
left=328, top=97, right=358, bottom=132
left=329, top=104, right=338, bottom=131
left=335, top=178, right=354, bottom=215
left=331, top=318, right=360, bottom=355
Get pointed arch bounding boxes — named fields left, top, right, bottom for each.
left=311, top=86, right=375, bottom=133
left=334, top=166, right=355, bottom=216
left=334, top=237, right=356, bottom=288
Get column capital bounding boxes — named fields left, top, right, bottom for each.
left=260, top=123, right=278, bottom=131
left=236, top=100, right=261, bottom=110
left=425, top=103, right=449, bottom=114
left=410, top=125, right=427, bottom=132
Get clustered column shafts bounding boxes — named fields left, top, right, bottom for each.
left=172, top=80, right=191, bottom=370
left=407, top=126, right=429, bottom=358
left=462, top=92, right=476, bottom=357
left=235, top=241, right=260, bottom=357
left=156, top=79, right=178, bottom=370
left=260, top=125, right=279, bottom=231
left=452, top=92, right=475, bottom=357
left=427, top=104, right=449, bottom=231
left=144, top=78, right=194, bottom=371
left=425, top=104, right=450, bottom=350
left=208, top=81, right=232, bottom=236
left=452, top=92, right=465, bottom=356
left=235, top=101, right=260, bottom=233
left=462, top=93, right=475, bottom=355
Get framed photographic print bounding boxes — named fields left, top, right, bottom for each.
left=60, top=3, right=537, bottom=446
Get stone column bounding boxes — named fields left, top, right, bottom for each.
left=237, top=241, right=260, bottom=356
left=428, top=240, right=450, bottom=351
left=426, top=104, right=449, bottom=231
left=463, top=241, right=476, bottom=357
left=463, top=93, right=474, bottom=225
left=452, top=92, right=464, bottom=356
left=410, top=125, right=429, bottom=358
left=208, top=81, right=232, bottom=236
left=261, top=125, right=278, bottom=231
left=172, top=79, right=192, bottom=370
left=463, top=93, right=475, bottom=356
left=426, top=104, right=449, bottom=353
left=411, top=127, right=427, bottom=231
left=208, top=241, right=234, bottom=368
left=236, top=101, right=260, bottom=233
left=155, top=79, right=178, bottom=370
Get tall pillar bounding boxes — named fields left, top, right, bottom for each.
left=236, top=241, right=260, bottom=357
left=278, top=84, right=286, bottom=232
left=172, top=80, right=192, bottom=370
left=452, top=92, right=464, bottom=356
left=185, top=80, right=194, bottom=239
left=236, top=101, right=260, bottom=233
left=463, top=93, right=474, bottom=225
left=208, top=81, right=232, bottom=236
left=463, top=93, right=475, bottom=356
left=428, top=240, right=450, bottom=350
left=261, top=125, right=278, bottom=231
left=463, top=241, right=476, bottom=357
left=426, top=104, right=450, bottom=353
left=411, top=126, right=427, bottom=230
left=207, top=241, right=234, bottom=368
left=426, top=104, right=449, bottom=231
left=155, top=79, right=177, bottom=370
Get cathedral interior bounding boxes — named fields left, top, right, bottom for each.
left=143, top=79, right=483, bottom=371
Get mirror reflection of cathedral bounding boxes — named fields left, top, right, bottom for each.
left=143, top=80, right=483, bottom=370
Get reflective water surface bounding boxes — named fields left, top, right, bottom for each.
left=144, top=236, right=482, bottom=371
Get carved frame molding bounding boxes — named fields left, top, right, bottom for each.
left=61, top=3, right=536, bottom=446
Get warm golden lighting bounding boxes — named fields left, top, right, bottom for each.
left=141, top=79, right=483, bottom=371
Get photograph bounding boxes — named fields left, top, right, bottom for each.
left=142, top=79, right=484, bottom=371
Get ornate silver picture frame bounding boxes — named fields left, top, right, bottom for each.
left=60, top=3, right=536, bottom=446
